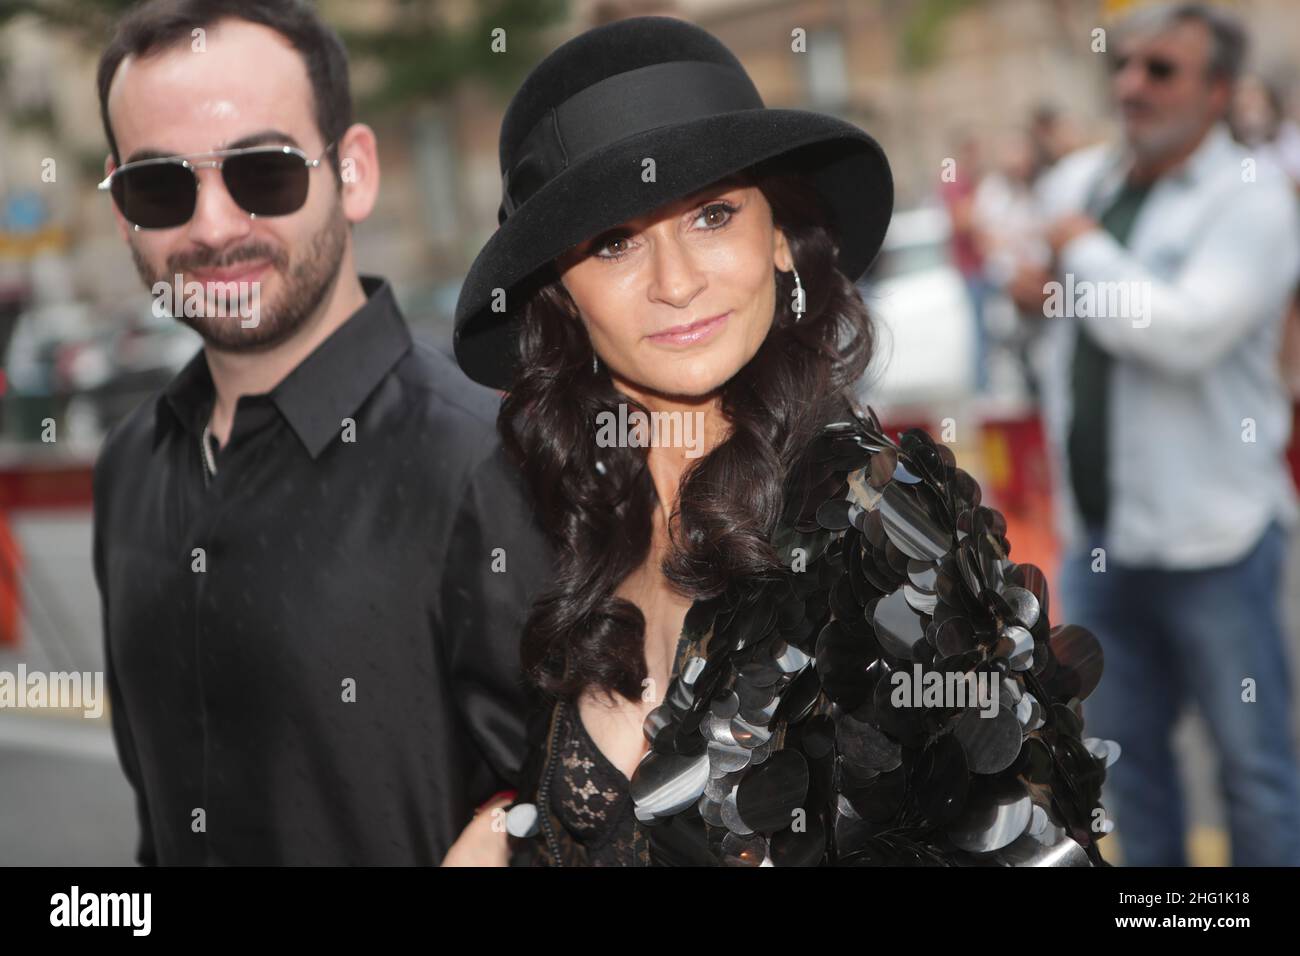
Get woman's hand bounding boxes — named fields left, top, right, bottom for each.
left=440, top=794, right=513, bottom=867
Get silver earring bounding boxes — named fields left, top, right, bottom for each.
left=593, top=353, right=599, bottom=375
left=132, top=224, right=141, bottom=233
left=791, top=265, right=806, bottom=322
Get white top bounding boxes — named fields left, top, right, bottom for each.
left=1030, top=122, right=1300, bottom=568
left=972, top=173, right=1049, bottom=287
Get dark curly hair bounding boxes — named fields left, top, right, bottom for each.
left=500, top=153, right=877, bottom=703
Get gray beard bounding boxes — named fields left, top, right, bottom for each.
left=1125, top=112, right=1208, bottom=167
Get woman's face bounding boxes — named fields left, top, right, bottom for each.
left=556, top=182, right=793, bottom=401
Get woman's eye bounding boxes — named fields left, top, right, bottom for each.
left=593, top=235, right=631, bottom=259
left=590, top=201, right=737, bottom=261
left=695, top=201, right=738, bottom=229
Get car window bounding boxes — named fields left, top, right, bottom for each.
left=866, top=241, right=950, bottom=282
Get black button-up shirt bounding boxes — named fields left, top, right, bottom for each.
left=91, top=275, right=551, bottom=865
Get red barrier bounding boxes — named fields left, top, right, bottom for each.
left=975, top=412, right=1060, bottom=592
left=1288, top=401, right=1300, bottom=493
left=0, top=514, right=19, bottom=645
left=0, top=453, right=96, bottom=647
left=0, top=460, right=95, bottom=511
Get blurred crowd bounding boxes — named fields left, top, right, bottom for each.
left=939, top=47, right=1300, bottom=408
left=938, top=107, right=1086, bottom=398
left=935, top=2, right=1300, bottom=866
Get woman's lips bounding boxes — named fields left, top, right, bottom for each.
left=647, top=310, right=730, bottom=347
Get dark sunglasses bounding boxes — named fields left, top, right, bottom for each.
left=98, top=142, right=335, bottom=230
left=1110, top=53, right=1179, bottom=83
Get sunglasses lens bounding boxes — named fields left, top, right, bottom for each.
left=1148, top=59, right=1176, bottom=80
left=224, top=150, right=311, bottom=217
left=112, top=162, right=196, bottom=229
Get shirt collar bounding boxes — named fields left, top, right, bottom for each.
left=1089, top=121, right=1235, bottom=213
left=1109, top=121, right=1235, bottom=187
left=1164, top=121, right=1235, bottom=186
left=153, top=274, right=412, bottom=459
left=153, top=346, right=213, bottom=447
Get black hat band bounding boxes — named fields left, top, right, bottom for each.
left=498, top=59, right=764, bottom=223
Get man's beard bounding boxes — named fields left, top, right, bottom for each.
left=130, top=207, right=348, bottom=352
left=1123, top=104, right=1207, bottom=166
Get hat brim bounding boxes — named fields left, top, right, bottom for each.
left=453, top=108, right=894, bottom=390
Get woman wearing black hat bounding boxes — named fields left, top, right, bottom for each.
left=446, top=16, right=1117, bottom=867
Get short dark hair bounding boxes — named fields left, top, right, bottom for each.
left=97, top=0, right=352, bottom=174
left=1116, top=2, right=1248, bottom=86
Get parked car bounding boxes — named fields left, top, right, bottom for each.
left=2, top=296, right=200, bottom=442
left=855, top=205, right=975, bottom=412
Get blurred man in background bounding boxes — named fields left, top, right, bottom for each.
left=1027, top=103, right=1086, bottom=186
left=1230, top=72, right=1300, bottom=184
left=1012, top=1, right=1300, bottom=866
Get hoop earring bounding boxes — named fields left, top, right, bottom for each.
left=791, top=265, right=806, bottom=323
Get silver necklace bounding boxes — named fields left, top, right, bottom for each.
left=201, top=422, right=218, bottom=479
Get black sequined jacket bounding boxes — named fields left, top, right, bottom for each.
left=505, top=404, right=1115, bottom=866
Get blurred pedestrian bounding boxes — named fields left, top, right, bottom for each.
left=939, top=131, right=993, bottom=392
left=1029, top=103, right=1084, bottom=183
left=1230, top=72, right=1300, bottom=184
left=972, top=129, right=1051, bottom=397
left=1230, top=73, right=1300, bottom=493
left=1011, top=2, right=1300, bottom=866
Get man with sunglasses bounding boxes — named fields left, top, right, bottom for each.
left=91, top=0, right=551, bottom=864
left=1010, top=3, right=1300, bottom=866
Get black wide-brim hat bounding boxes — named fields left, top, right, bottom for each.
left=454, top=15, right=894, bottom=390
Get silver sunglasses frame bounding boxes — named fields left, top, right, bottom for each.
left=97, top=142, right=335, bottom=229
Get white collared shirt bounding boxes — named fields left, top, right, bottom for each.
left=1030, top=122, right=1300, bottom=568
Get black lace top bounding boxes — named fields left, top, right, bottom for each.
left=549, top=632, right=695, bottom=866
